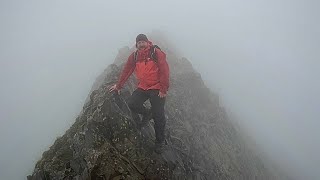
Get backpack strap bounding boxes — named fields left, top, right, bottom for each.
left=150, top=45, right=161, bottom=62
left=133, top=50, right=138, bottom=63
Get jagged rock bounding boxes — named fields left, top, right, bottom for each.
left=28, top=37, right=287, bottom=180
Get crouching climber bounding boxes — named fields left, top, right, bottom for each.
left=108, top=34, right=170, bottom=154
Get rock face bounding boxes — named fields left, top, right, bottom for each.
left=28, top=37, right=285, bottom=180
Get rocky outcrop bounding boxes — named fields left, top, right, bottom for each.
left=28, top=37, right=286, bottom=180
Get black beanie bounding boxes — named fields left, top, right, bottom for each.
left=136, top=34, right=148, bottom=43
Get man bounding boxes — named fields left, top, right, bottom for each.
left=108, top=34, right=170, bottom=153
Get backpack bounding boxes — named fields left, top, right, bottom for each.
left=133, top=45, right=161, bottom=64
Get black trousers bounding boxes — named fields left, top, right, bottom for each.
left=127, top=88, right=166, bottom=143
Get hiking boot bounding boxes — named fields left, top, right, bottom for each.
left=154, top=141, right=166, bottom=154
left=140, top=109, right=153, bottom=128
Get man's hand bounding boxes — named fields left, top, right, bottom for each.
left=108, top=84, right=120, bottom=95
left=158, top=91, right=166, bottom=98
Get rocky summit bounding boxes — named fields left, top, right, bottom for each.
left=28, top=37, right=286, bottom=180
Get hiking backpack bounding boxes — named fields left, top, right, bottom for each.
left=133, top=45, right=161, bottom=64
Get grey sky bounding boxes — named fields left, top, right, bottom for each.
left=0, top=0, right=319, bottom=179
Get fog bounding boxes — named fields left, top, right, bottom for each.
left=0, top=0, right=319, bottom=179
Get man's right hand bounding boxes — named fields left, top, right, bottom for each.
left=108, top=84, right=120, bottom=94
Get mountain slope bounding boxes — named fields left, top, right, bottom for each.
left=28, top=37, right=286, bottom=180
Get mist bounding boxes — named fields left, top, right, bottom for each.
left=0, top=0, right=319, bottom=179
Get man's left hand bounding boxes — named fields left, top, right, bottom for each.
left=158, top=91, right=167, bottom=98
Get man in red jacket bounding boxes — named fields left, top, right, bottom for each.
left=109, top=34, right=170, bottom=153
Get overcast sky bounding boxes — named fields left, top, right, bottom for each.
left=0, top=0, right=319, bottom=179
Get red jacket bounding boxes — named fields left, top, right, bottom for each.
left=116, top=41, right=170, bottom=94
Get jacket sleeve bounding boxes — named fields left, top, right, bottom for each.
left=156, top=49, right=170, bottom=94
left=116, top=53, right=135, bottom=89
